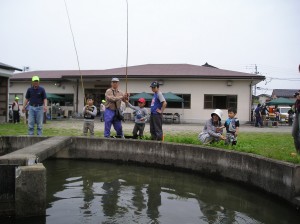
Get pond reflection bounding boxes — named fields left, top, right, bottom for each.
left=1, top=159, right=299, bottom=224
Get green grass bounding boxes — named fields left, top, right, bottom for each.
left=1, top=123, right=299, bottom=164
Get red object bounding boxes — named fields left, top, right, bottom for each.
left=138, top=98, right=146, bottom=103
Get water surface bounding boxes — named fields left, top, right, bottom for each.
left=1, top=159, right=300, bottom=223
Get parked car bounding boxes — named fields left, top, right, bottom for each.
left=278, top=106, right=291, bottom=123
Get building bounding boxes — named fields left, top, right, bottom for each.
left=0, top=62, right=22, bottom=122
left=10, top=63, right=265, bottom=123
left=272, top=89, right=299, bottom=100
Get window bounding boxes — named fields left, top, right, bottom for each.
left=167, top=94, right=191, bottom=109
left=204, top=95, right=237, bottom=109
left=9, top=94, right=24, bottom=105
left=57, top=94, right=74, bottom=106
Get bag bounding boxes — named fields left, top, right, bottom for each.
left=112, top=89, right=124, bottom=121
left=115, top=108, right=124, bottom=121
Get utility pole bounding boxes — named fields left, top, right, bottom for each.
left=253, top=64, right=259, bottom=96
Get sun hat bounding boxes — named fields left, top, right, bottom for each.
left=111, top=77, right=119, bottom=82
left=150, top=81, right=159, bottom=88
left=32, top=76, right=40, bottom=82
left=138, top=98, right=146, bottom=103
left=211, top=109, right=223, bottom=120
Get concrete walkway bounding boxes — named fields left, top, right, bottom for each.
left=0, top=136, right=72, bottom=166
left=45, top=119, right=292, bottom=134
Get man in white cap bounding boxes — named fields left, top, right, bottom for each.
left=22, top=75, right=47, bottom=136
left=104, top=77, right=127, bottom=137
left=198, top=109, right=226, bottom=144
left=12, top=96, right=20, bottom=123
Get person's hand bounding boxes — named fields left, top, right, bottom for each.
left=140, top=118, right=145, bottom=121
left=44, top=106, right=47, bottom=112
left=156, top=108, right=162, bottom=114
left=22, top=108, right=25, bottom=113
left=220, top=135, right=226, bottom=140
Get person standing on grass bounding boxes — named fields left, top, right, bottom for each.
left=198, top=109, right=226, bottom=144
left=125, top=97, right=149, bottom=139
left=223, top=107, right=239, bottom=146
left=99, top=99, right=106, bottom=122
left=150, top=81, right=167, bottom=141
left=104, top=77, right=127, bottom=138
left=254, top=104, right=263, bottom=127
left=22, top=75, right=47, bottom=136
left=82, top=96, right=97, bottom=137
left=12, top=96, right=20, bottom=123
left=292, top=91, right=300, bottom=154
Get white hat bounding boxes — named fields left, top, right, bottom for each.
left=211, top=109, right=223, bottom=120
left=111, top=77, right=119, bottom=82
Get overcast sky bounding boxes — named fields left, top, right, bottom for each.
left=0, top=0, right=299, bottom=95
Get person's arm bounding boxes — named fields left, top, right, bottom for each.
left=140, top=108, right=150, bottom=121
left=105, top=89, right=123, bottom=102
left=22, top=99, right=29, bottom=113
left=82, top=106, right=87, bottom=115
left=43, top=98, right=47, bottom=112
left=235, top=119, right=240, bottom=136
left=90, top=106, right=98, bottom=117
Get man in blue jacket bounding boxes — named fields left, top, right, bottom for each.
left=150, top=81, right=167, bottom=141
left=22, top=75, right=47, bottom=136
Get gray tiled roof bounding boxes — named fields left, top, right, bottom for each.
left=272, top=89, right=299, bottom=98
left=11, top=63, right=265, bottom=81
left=0, top=62, right=22, bottom=71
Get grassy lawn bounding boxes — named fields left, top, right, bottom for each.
left=1, top=122, right=299, bottom=164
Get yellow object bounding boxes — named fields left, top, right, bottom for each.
left=291, top=152, right=297, bottom=157
left=102, top=100, right=106, bottom=103
left=15, top=96, right=19, bottom=100
left=32, top=75, right=40, bottom=82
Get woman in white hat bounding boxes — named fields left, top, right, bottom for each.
left=198, top=109, right=226, bottom=144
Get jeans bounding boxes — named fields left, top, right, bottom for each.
left=104, top=108, right=123, bottom=137
left=28, top=106, right=44, bottom=136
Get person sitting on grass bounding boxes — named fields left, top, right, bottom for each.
left=125, top=97, right=149, bottom=139
left=223, top=107, right=239, bottom=146
left=82, top=96, right=97, bottom=137
left=198, top=109, right=226, bottom=144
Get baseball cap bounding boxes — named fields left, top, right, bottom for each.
left=138, top=98, right=146, bottom=103
left=111, top=77, right=119, bottom=82
left=150, top=81, right=159, bottom=88
left=15, top=96, right=19, bottom=100
left=32, top=76, right=40, bottom=82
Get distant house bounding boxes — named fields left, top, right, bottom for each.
left=10, top=63, right=265, bottom=123
left=257, top=94, right=271, bottom=105
left=0, top=62, right=22, bottom=122
left=271, top=89, right=298, bottom=100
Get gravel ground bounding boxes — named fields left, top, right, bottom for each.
left=46, top=119, right=292, bottom=134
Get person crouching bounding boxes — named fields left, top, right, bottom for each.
left=198, top=109, right=226, bottom=144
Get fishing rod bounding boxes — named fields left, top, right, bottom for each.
left=63, top=0, right=86, bottom=105
left=125, top=0, right=129, bottom=95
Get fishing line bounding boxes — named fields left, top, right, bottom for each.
left=63, top=0, right=86, bottom=104
left=125, top=0, right=129, bottom=94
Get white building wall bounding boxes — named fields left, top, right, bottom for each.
left=10, top=78, right=253, bottom=123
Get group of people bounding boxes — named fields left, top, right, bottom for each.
left=19, top=75, right=300, bottom=154
left=198, top=108, right=239, bottom=146
left=82, top=78, right=167, bottom=141
left=20, top=75, right=239, bottom=145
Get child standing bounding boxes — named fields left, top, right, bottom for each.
left=223, top=107, right=239, bottom=145
left=126, top=98, right=149, bottom=139
left=82, top=96, right=97, bottom=137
